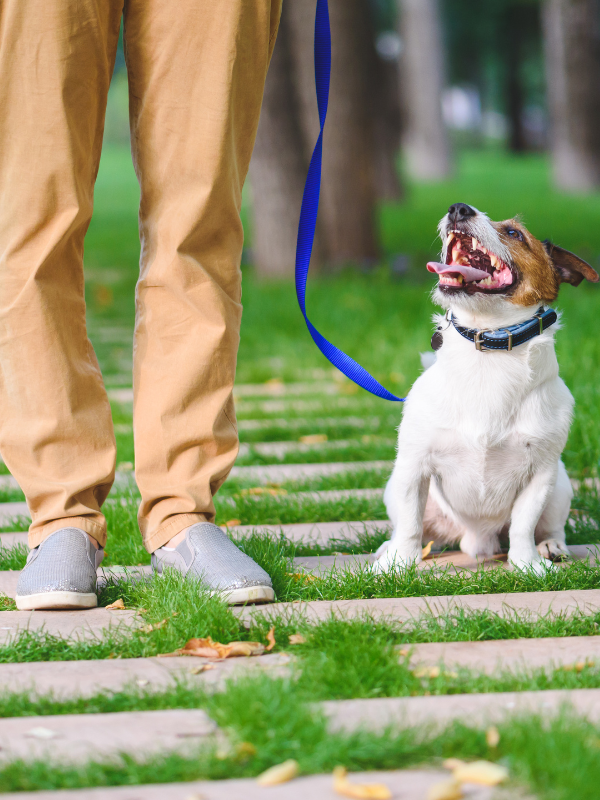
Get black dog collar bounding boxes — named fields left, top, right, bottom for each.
left=449, top=307, right=558, bottom=352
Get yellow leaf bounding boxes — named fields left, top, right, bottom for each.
left=426, top=778, right=464, bottom=800
left=240, top=486, right=286, bottom=497
left=237, top=741, right=257, bottom=758
left=486, top=726, right=500, bottom=748
left=256, top=759, right=299, bottom=786
left=397, top=648, right=409, bottom=657
left=452, top=760, right=508, bottom=786
left=422, top=540, right=435, bottom=559
left=413, top=666, right=440, bottom=679
left=289, top=633, right=306, bottom=645
left=265, top=626, right=276, bottom=652
left=160, top=636, right=265, bottom=659
left=299, top=433, right=328, bottom=444
left=140, top=618, right=168, bottom=633
left=287, top=572, right=317, bottom=583
left=332, top=766, right=392, bottom=799
left=443, top=759, right=465, bottom=771
left=105, top=598, right=125, bottom=610
left=223, top=519, right=241, bottom=528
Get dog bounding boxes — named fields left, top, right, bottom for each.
left=376, top=202, right=598, bottom=574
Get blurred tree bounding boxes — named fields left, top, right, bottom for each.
left=248, top=5, right=315, bottom=277
left=398, top=0, right=452, bottom=179
left=543, top=0, right=600, bottom=190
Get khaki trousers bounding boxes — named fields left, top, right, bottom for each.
left=0, top=0, right=281, bottom=551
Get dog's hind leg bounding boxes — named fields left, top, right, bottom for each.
left=535, top=459, right=572, bottom=562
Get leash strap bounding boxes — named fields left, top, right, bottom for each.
left=294, top=0, right=404, bottom=402
left=451, top=307, right=558, bottom=351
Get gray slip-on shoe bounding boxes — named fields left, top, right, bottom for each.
left=151, top=522, right=275, bottom=605
left=16, top=528, right=104, bottom=611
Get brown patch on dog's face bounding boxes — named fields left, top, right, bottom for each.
left=491, top=218, right=599, bottom=305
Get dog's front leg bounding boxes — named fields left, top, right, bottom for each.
left=508, top=466, right=558, bottom=574
left=375, top=463, right=430, bottom=572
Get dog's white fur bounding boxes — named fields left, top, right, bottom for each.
left=376, top=209, right=573, bottom=574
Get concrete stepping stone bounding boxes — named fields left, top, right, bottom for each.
left=0, top=501, right=29, bottom=524
left=0, top=608, right=139, bottom=643
left=230, top=460, right=392, bottom=484
left=238, top=589, right=600, bottom=625
left=407, top=635, right=600, bottom=675
left=325, top=687, right=600, bottom=734
left=1, top=770, right=496, bottom=799
left=229, top=519, right=392, bottom=546
left=0, top=531, right=28, bottom=548
left=236, top=395, right=378, bottom=416
left=0, top=652, right=292, bottom=699
left=234, top=380, right=342, bottom=398
left=0, top=708, right=217, bottom=764
left=238, top=438, right=395, bottom=459
left=221, top=487, right=384, bottom=509
left=238, top=415, right=393, bottom=434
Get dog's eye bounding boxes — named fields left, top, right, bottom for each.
left=506, top=228, right=523, bottom=241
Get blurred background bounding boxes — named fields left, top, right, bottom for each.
left=85, top=0, right=600, bottom=477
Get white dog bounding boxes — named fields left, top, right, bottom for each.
left=376, top=203, right=598, bottom=574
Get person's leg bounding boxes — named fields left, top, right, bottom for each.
left=0, top=0, right=122, bottom=606
left=124, top=1, right=280, bottom=558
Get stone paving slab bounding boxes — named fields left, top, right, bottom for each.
left=325, top=687, right=600, bottom=733
left=0, top=770, right=496, bottom=799
left=0, top=500, right=29, bottom=524
left=221, top=487, right=384, bottom=509
left=0, top=653, right=292, bottom=699
left=0, top=608, right=139, bottom=643
left=0, top=530, right=28, bottom=548
left=0, top=708, right=217, bottom=764
left=234, top=381, right=342, bottom=398
left=407, top=635, right=600, bottom=674
left=238, top=416, right=393, bottom=433
left=230, top=460, right=392, bottom=484
left=228, top=519, right=392, bottom=545
left=237, top=589, right=600, bottom=625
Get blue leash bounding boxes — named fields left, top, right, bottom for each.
left=294, top=0, right=405, bottom=403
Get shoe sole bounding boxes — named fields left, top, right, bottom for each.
left=15, top=592, right=98, bottom=611
left=219, top=585, right=275, bottom=605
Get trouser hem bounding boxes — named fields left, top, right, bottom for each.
left=29, top=517, right=107, bottom=549
left=144, top=513, right=210, bottom=554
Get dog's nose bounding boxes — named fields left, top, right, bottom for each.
left=448, top=203, right=476, bottom=223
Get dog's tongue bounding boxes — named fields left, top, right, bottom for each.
left=427, top=261, right=490, bottom=283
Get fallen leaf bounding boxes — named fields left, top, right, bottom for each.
left=332, top=766, right=392, bottom=799
left=452, top=760, right=508, bottom=786
left=287, top=572, right=317, bottom=583
left=189, top=664, right=216, bottom=675
left=563, top=660, right=594, bottom=672
left=289, top=633, right=306, bottom=645
left=240, top=486, right=287, bottom=497
left=161, top=636, right=265, bottom=659
left=422, top=540, right=435, bottom=559
left=256, top=759, right=299, bottom=786
left=299, top=433, right=328, bottom=444
left=223, top=519, right=241, bottom=528
left=413, top=666, right=440, bottom=679
left=443, top=759, right=465, bottom=771
left=105, top=598, right=125, bottom=610
left=486, top=726, right=500, bottom=748
left=265, top=626, right=276, bottom=652
left=397, top=648, right=409, bottom=657
left=426, top=778, right=464, bottom=800
left=140, top=618, right=168, bottom=634
left=237, top=741, right=257, bottom=758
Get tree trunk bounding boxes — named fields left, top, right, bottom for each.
left=505, top=5, right=528, bottom=153
left=248, top=6, right=311, bottom=277
left=543, top=0, right=600, bottom=190
left=372, top=52, right=403, bottom=200
left=287, top=0, right=379, bottom=266
left=398, top=0, right=451, bottom=180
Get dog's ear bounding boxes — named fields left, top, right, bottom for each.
left=543, top=240, right=599, bottom=286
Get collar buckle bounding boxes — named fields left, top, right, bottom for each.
left=474, top=329, right=493, bottom=352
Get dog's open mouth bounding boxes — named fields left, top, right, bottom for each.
left=427, top=232, right=515, bottom=292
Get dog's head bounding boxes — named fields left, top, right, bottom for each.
left=428, top=203, right=599, bottom=311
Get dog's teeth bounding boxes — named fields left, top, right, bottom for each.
left=481, top=246, right=488, bottom=255
left=472, top=237, right=477, bottom=250
left=446, top=232, right=454, bottom=246
left=490, top=253, right=498, bottom=267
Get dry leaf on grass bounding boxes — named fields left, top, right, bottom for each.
left=161, top=636, right=265, bottom=659
left=265, top=626, right=276, bottom=651
left=486, top=726, right=500, bottom=748
left=413, top=666, right=440, bottom=679
left=289, top=633, right=306, bottom=645
left=240, top=486, right=287, bottom=497
left=140, top=618, right=168, bottom=633
left=451, top=760, right=508, bottom=786
left=105, top=598, right=125, bottom=610
left=332, top=766, right=392, bottom=799
left=443, top=759, right=465, bottom=771
left=299, top=433, right=328, bottom=444
left=426, top=778, right=463, bottom=800
left=256, top=759, right=299, bottom=786
left=563, top=660, right=594, bottom=672
left=222, top=519, right=241, bottom=528
left=237, top=741, right=257, bottom=758
left=287, top=572, right=317, bottom=583
left=422, top=540, right=435, bottom=559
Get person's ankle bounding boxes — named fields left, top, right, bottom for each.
left=85, top=533, right=101, bottom=550
left=162, top=527, right=191, bottom=550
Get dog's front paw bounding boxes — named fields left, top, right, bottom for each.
left=373, top=542, right=422, bottom=573
left=537, top=538, right=570, bottom=562
left=508, top=552, right=555, bottom=576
